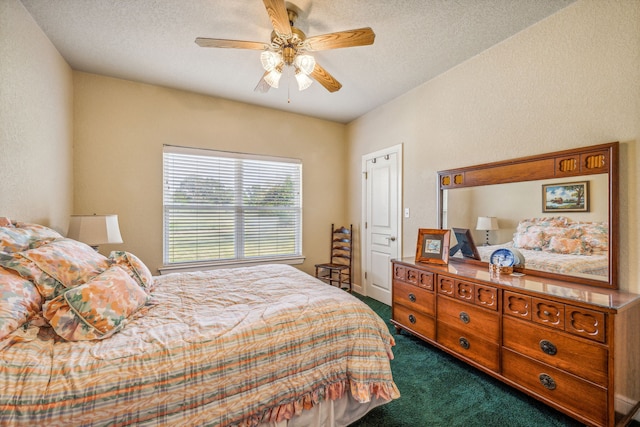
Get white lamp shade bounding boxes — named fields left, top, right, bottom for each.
left=67, top=214, right=123, bottom=247
left=476, top=216, right=499, bottom=231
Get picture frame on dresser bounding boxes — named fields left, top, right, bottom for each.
left=449, top=227, right=480, bottom=260
left=416, top=228, right=450, bottom=265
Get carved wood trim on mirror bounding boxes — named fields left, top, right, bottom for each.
left=437, top=142, right=618, bottom=289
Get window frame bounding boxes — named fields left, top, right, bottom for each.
left=160, top=145, right=304, bottom=274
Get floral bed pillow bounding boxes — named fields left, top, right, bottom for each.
left=0, top=267, right=43, bottom=340
left=0, top=238, right=110, bottom=300
left=0, top=222, right=63, bottom=253
left=0, top=227, right=32, bottom=254
left=43, top=266, right=148, bottom=341
left=109, top=251, right=154, bottom=293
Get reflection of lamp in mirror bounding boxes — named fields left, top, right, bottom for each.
left=476, top=216, right=499, bottom=245
left=67, top=214, right=123, bottom=251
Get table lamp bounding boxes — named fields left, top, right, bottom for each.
left=67, top=214, right=123, bottom=251
left=476, top=216, right=499, bottom=245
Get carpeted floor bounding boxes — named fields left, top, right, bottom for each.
left=351, top=295, right=640, bottom=427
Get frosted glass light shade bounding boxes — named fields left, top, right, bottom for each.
left=68, top=214, right=123, bottom=249
left=260, top=50, right=282, bottom=71
left=294, top=54, right=315, bottom=75
left=264, top=68, right=282, bottom=88
left=295, top=71, right=313, bottom=90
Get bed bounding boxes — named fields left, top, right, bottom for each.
left=0, top=220, right=399, bottom=426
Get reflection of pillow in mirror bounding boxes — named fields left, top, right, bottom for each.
left=542, top=226, right=582, bottom=239
left=577, top=222, right=609, bottom=252
left=516, top=216, right=574, bottom=233
left=546, top=236, right=591, bottom=255
left=513, top=231, right=545, bottom=250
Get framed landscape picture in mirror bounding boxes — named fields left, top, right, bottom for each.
left=542, top=181, right=589, bottom=213
left=416, top=228, right=450, bottom=265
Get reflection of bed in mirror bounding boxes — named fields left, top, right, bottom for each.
left=450, top=215, right=609, bottom=280
left=474, top=243, right=608, bottom=278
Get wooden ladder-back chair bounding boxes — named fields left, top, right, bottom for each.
left=315, top=224, right=353, bottom=292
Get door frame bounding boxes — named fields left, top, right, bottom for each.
left=359, top=143, right=403, bottom=296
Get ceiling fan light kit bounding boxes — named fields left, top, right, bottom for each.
left=195, top=0, right=375, bottom=94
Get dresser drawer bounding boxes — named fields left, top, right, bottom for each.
left=437, top=321, right=500, bottom=371
left=437, top=276, right=498, bottom=311
left=504, top=291, right=606, bottom=343
left=394, top=281, right=435, bottom=316
left=565, top=306, right=606, bottom=343
left=406, top=268, right=434, bottom=290
left=437, top=296, right=499, bottom=343
left=504, top=291, right=532, bottom=320
left=503, top=317, right=608, bottom=387
left=532, top=298, right=565, bottom=331
left=393, top=264, right=434, bottom=290
left=393, top=304, right=435, bottom=340
left=502, top=348, right=607, bottom=426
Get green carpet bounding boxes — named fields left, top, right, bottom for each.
left=351, top=295, right=640, bottom=427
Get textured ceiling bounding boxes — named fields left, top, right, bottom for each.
left=20, top=0, right=575, bottom=123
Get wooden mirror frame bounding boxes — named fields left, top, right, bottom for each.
left=437, top=142, right=618, bottom=289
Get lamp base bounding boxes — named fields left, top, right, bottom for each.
left=484, top=231, right=491, bottom=246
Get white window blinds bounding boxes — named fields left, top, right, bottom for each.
left=163, top=146, right=302, bottom=266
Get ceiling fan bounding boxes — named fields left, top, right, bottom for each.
left=195, top=0, right=375, bottom=93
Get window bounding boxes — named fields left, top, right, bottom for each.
left=163, top=145, right=302, bottom=268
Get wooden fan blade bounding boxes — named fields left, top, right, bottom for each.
left=262, top=0, right=291, bottom=37
left=254, top=72, right=272, bottom=93
left=195, top=38, right=267, bottom=50
left=305, top=27, right=375, bottom=51
left=310, top=63, right=342, bottom=93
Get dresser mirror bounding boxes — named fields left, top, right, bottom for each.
left=437, top=142, right=618, bottom=289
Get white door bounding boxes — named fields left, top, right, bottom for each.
left=361, top=144, right=402, bottom=305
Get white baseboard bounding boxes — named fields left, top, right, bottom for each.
left=616, top=393, right=640, bottom=421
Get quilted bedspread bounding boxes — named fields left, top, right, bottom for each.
left=0, top=264, right=399, bottom=426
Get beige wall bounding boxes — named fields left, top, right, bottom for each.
left=347, top=0, right=640, bottom=293
left=73, top=72, right=347, bottom=274
left=0, top=0, right=74, bottom=232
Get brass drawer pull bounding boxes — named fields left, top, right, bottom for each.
left=539, top=373, right=557, bottom=390
left=408, top=293, right=416, bottom=302
left=543, top=310, right=551, bottom=316
left=539, top=339, right=557, bottom=356
left=459, top=337, right=470, bottom=350
left=408, top=314, right=416, bottom=324
left=459, top=312, right=470, bottom=324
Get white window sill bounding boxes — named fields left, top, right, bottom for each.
left=157, top=256, right=306, bottom=276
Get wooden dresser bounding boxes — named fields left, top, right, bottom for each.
left=391, top=258, right=640, bottom=427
